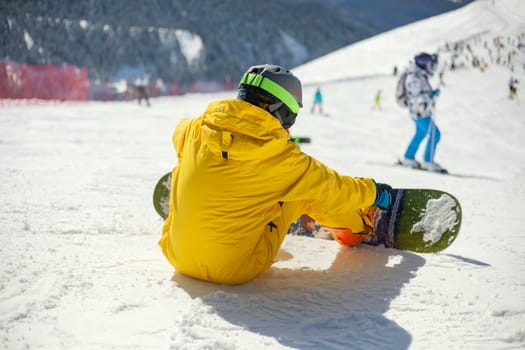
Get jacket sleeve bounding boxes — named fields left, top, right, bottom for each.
left=279, top=148, right=377, bottom=227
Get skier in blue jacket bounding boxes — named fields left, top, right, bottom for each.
left=399, top=52, right=445, bottom=173
left=311, top=87, right=323, bottom=114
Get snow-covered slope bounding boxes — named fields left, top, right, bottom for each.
left=294, top=0, right=525, bottom=84
left=1, top=0, right=524, bottom=349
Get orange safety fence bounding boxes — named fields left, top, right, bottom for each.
left=0, top=61, right=88, bottom=101
left=1, top=61, right=236, bottom=103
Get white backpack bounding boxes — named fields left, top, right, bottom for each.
left=395, top=71, right=409, bottom=108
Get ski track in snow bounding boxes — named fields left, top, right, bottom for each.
left=1, top=1, right=525, bottom=349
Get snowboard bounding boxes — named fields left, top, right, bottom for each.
left=153, top=172, right=172, bottom=220
left=153, top=173, right=461, bottom=253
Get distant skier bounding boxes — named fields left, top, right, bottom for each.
left=508, top=77, right=519, bottom=100
left=372, top=89, right=382, bottom=110
left=135, top=77, right=151, bottom=107
left=311, top=87, right=323, bottom=114
left=398, top=52, right=445, bottom=172
left=438, top=62, right=447, bottom=86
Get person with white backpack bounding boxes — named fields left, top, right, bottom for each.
left=397, top=52, right=445, bottom=173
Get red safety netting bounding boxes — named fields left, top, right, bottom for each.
left=0, top=61, right=88, bottom=101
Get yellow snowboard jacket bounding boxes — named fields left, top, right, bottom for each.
left=159, top=99, right=377, bottom=284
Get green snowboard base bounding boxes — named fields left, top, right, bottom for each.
left=154, top=172, right=462, bottom=253
left=153, top=172, right=171, bottom=220
left=366, top=188, right=461, bottom=252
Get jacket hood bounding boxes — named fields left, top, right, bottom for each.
left=198, top=99, right=292, bottom=161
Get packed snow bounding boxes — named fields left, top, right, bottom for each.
left=1, top=0, right=524, bottom=349
left=410, top=194, right=459, bottom=246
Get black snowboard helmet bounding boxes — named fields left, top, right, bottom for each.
left=237, top=64, right=303, bottom=128
left=415, top=52, right=438, bottom=74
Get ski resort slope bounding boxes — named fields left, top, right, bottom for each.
left=1, top=0, right=524, bottom=349
left=295, top=0, right=525, bottom=84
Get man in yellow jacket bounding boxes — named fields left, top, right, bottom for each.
left=159, top=64, right=392, bottom=285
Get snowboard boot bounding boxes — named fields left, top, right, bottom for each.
left=399, top=157, right=420, bottom=169
left=421, top=161, right=447, bottom=173
left=363, top=194, right=401, bottom=248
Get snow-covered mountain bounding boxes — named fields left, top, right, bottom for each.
left=0, top=0, right=524, bottom=349
left=1, top=0, right=472, bottom=82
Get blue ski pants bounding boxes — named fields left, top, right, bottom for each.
left=404, top=116, right=441, bottom=162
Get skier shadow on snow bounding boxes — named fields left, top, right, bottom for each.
left=172, top=245, right=426, bottom=350
left=440, top=253, right=490, bottom=267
